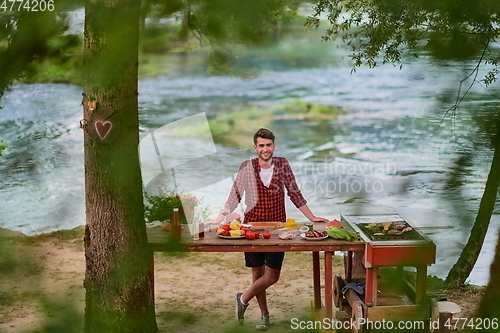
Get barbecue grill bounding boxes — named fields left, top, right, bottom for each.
left=335, top=213, right=438, bottom=332
left=343, top=213, right=436, bottom=269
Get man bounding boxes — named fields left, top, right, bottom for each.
left=211, top=128, right=328, bottom=330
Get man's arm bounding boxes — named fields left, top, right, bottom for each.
left=298, top=204, right=329, bottom=222
left=279, top=158, right=329, bottom=222
left=207, top=160, right=250, bottom=224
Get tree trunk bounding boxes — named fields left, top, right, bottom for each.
left=82, top=0, right=158, bottom=332
left=444, top=116, right=500, bottom=289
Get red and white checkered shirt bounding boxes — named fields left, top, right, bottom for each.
left=225, top=157, right=307, bottom=223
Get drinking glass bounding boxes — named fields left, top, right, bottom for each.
left=220, top=205, right=230, bottom=224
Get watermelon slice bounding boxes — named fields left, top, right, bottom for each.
left=327, top=219, right=343, bottom=228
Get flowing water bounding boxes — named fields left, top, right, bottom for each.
left=1, top=30, right=500, bottom=286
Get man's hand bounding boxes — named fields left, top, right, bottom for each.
left=298, top=204, right=329, bottom=223
left=309, top=216, right=329, bottom=223
left=206, top=216, right=224, bottom=225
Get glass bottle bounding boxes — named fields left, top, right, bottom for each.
left=199, top=222, right=205, bottom=240
left=192, top=206, right=203, bottom=240
left=172, top=208, right=181, bottom=240
left=192, top=210, right=200, bottom=241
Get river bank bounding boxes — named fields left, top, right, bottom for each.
left=0, top=226, right=484, bottom=332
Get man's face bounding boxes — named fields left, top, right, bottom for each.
left=254, top=137, right=275, bottom=162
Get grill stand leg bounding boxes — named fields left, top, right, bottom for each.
left=364, top=266, right=378, bottom=306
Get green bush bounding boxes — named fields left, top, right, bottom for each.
left=144, top=187, right=201, bottom=224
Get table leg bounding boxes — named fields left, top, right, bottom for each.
left=325, top=251, right=333, bottom=319
left=312, top=251, right=321, bottom=309
left=415, top=265, right=427, bottom=304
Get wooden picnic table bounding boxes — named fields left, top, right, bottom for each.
left=147, top=224, right=365, bottom=320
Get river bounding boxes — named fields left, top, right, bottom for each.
left=1, top=28, right=499, bottom=286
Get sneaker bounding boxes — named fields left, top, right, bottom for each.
left=235, top=292, right=249, bottom=324
left=256, top=314, right=270, bottom=331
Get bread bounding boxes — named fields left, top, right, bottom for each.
left=249, top=222, right=284, bottom=230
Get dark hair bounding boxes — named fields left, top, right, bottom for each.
left=253, top=128, right=275, bottom=145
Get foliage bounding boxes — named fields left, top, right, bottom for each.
left=276, top=99, right=342, bottom=116
left=0, top=139, right=6, bottom=156
left=22, top=34, right=84, bottom=84
left=208, top=99, right=341, bottom=138
left=0, top=1, right=301, bottom=85
left=144, top=187, right=202, bottom=223
left=170, top=0, right=299, bottom=75
left=0, top=2, right=83, bottom=96
left=305, top=0, right=500, bottom=84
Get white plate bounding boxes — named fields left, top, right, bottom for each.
left=275, top=227, right=295, bottom=232
left=217, top=234, right=246, bottom=239
left=300, top=233, right=328, bottom=241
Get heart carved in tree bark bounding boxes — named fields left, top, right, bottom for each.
left=95, top=120, right=112, bottom=140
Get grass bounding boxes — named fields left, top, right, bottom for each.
left=14, top=226, right=85, bottom=248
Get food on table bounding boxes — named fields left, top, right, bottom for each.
left=249, top=222, right=284, bottom=230
left=304, top=230, right=328, bottom=238
left=245, top=231, right=256, bottom=240
left=230, top=229, right=244, bottom=237
left=263, top=232, right=271, bottom=239
left=325, top=226, right=358, bottom=240
left=216, top=220, right=248, bottom=237
left=279, top=231, right=295, bottom=240
left=326, top=219, right=343, bottom=228
left=299, top=226, right=309, bottom=233
left=230, top=219, right=242, bottom=230
left=284, top=219, right=297, bottom=229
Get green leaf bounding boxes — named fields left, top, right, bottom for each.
left=0, top=140, right=7, bottom=157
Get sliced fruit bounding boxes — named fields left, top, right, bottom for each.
left=230, top=220, right=241, bottom=230
left=230, top=229, right=243, bottom=237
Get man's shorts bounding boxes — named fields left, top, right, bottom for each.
left=244, top=252, right=285, bottom=270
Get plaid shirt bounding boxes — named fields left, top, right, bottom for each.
left=225, top=157, right=307, bottom=223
